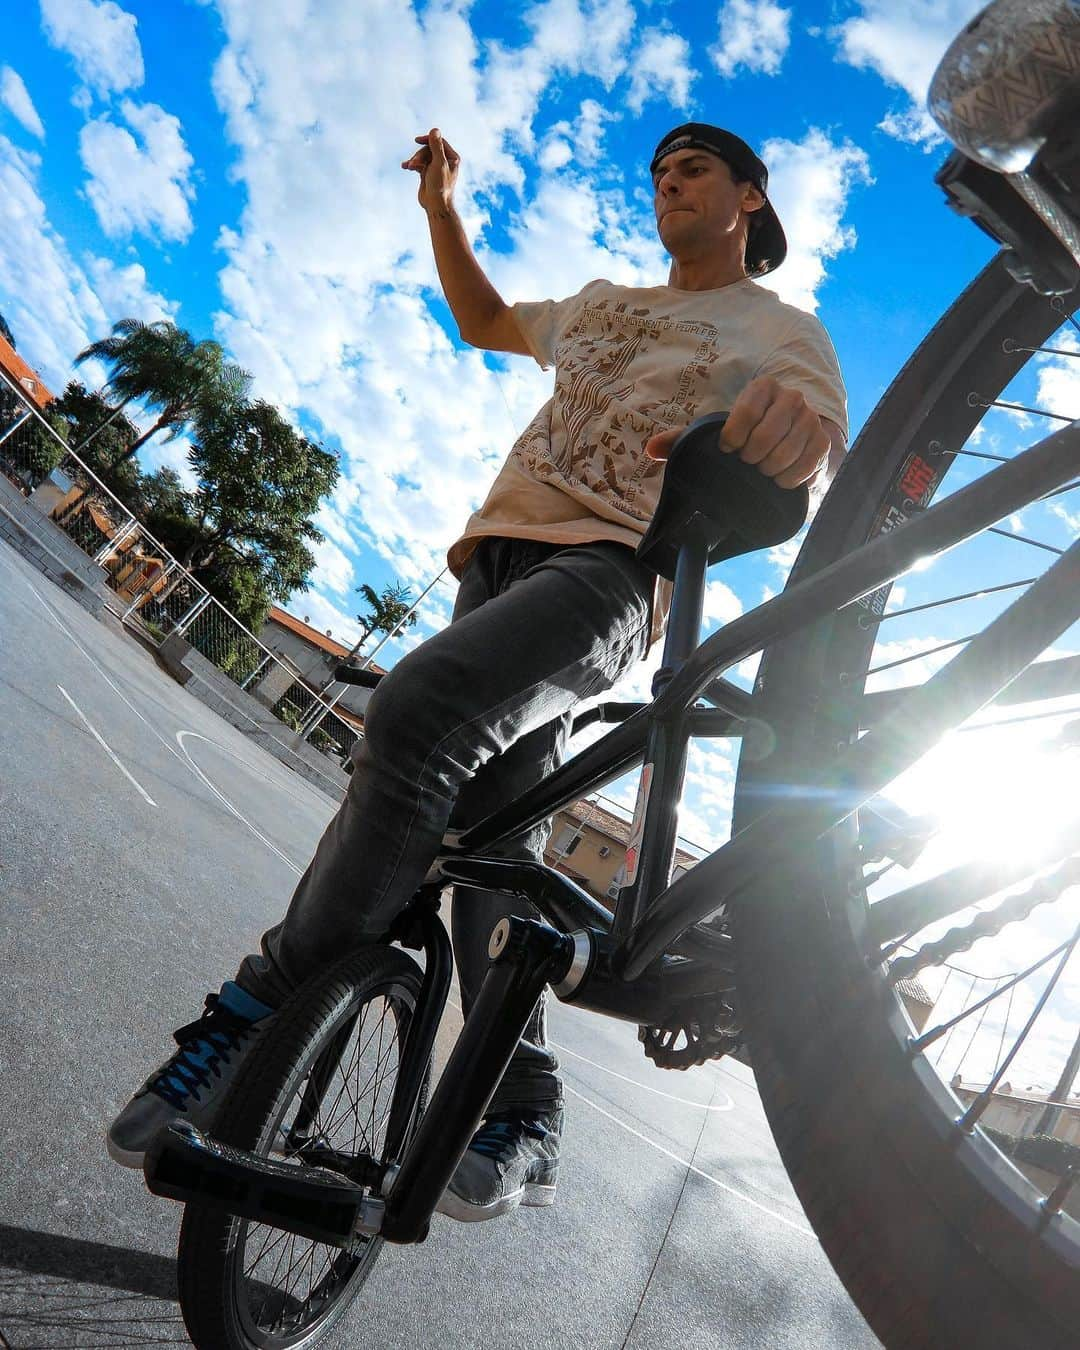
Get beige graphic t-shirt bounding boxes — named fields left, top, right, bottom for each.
left=447, top=277, right=848, bottom=640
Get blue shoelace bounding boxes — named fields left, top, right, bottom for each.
left=149, top=994, right=254, bottom=1111
left=470, top=1115, right=551, bottom=1161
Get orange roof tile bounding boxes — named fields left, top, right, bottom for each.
left=0, top=334, right=55, bottom=411
left=267, top=605, right=387, bottom=671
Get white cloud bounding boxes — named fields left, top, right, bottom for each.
left=539, top=99, right=612, bottom=172
left=1, top=67, right=45, bottom=139
left=80, top=99, right=196, bottom=242
left=308, top=530, right=355, bottom=600
left=703, top=577, right=743, bottom=627
left=759, top=128, right=874, bottom=312
left=626, top=28, right=696, bottom=113
left=1035, top=329, right=1080, bottom=422
left=710, top=0, right=792, bottom=79
left=39, top=0, right=145, bottom=100
left=833, top=1, right=985, bottom=147
left=139, top=431, right=197, bottom=491
left=86, top=255, right=175, bottom=325
left=0, top=133, right=173, bottom=386
left=522, top=0, right=636, bottom=89
left=483, top=172, right=667, bottom=304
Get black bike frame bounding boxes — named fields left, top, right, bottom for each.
left=374, top=417, right=1080, bottom=1244
left=444, top=416, right=1080, bottom=979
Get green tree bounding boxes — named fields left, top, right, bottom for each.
left=47, top=381, right=142, bottom=511
left=140, top=466, right=190, bottom=521
left=182, top=398, right=338, bottom=592
left=0, top=311, right=15, bottom=348
left=75, top=318, right=251, bottom=469
left=19, top=409, right=68, bottom=483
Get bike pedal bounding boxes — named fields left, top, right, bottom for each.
left=144, top=1121, right=384, bottom=1248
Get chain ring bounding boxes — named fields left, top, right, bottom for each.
left=638, top=995, right=741, bottom=1070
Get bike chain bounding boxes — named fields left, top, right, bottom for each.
left=887, top=853, right=1080, bottom=983
left=638, top=995, right=741, bottom=1071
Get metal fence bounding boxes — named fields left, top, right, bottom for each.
left=0, top=363, right=360, bottom=767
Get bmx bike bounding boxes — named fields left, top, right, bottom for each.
left=141, top=2, right=1080, bottom=1345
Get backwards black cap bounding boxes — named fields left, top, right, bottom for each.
left=650, top=123, right=787, bottom=276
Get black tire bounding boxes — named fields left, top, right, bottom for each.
left=732, top=255, right=1080, bottom=1348
left=176, top=945, right=426, bottom=1350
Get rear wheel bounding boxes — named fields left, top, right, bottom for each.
left=177, top=946, right=426, bottom=1350
left=733, top=255, right=1080, bottom=1347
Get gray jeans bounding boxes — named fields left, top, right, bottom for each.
left=237, top=537, right=653, bottom=1111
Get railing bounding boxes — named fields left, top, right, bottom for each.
left=0, top=364, right=360, bottom=770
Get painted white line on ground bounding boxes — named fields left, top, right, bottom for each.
left=562, top=1082, right=816, bottom=1239
left=57, top=684, right=158, bottom=807
left=176, top=731, right=303, bottom=875
left=173, top=726, right=324, bottom=808
left=25, top=577, right=312, bottom=870
left=553, top=1039, right=734, bottom=1111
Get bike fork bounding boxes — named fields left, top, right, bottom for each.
left=379, top=914, right=575, bottom=1244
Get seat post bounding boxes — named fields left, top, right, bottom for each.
left=651, top=529, right=713, bottom=697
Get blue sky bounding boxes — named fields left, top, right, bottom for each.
left=4, top=1, right=1079, bottom=1088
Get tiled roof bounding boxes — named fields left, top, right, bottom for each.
left=893, top=975, right=934, bottom=1007
left=267, top=606, right=386, bottom=670
left=0, top=334, right=55, bottom=411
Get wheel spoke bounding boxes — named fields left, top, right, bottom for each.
left=987, top=525, right=1065, bottom=555
left=868, top=633, right=975, bottom=678
left=244, top=1221, right=288, bottom=1280
left=949, top=446, right=1010, bottom=462
left=958, top=921, right=1080, bottom=1132
left=858, top=577, right=1036, bottom=628
left=1002, top=339, right=1080, bottom=359
left=908, top=940, right=1074, bottom=1054
left=968, top=393, right=1076, bottom=422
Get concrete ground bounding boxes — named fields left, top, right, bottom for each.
left=0, top=536, right=879, bottom=1348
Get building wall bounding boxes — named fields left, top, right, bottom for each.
left=546, top=816, right=624, bottom=901
left=257, top=622, right=372, bottom=719
left=954, top=1086, right=1080, bottom=1144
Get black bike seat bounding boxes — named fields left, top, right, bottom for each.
left=635, top=412, right=810, bottom=581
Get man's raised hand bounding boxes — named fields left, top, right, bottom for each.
left=401, top=127, right=460, bottom=214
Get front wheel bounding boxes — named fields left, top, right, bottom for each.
left=176, top=945, right=426, bottom=1350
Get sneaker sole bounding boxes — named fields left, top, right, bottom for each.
left=105, top=1132, right=146, bottom=1170
left=435, top=1179, right=557, bottom=1223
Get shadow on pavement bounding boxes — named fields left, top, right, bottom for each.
left=0, top=1224, right=186, bottom=1348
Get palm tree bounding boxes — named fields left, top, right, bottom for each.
left=75, top=318, right=251, bottom=469
left=350, top=580, right=419, bottom=656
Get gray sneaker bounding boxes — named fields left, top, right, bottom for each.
left=436, top=1107, right=562, bottom=1223
left=107, top=981, right=274, bottom=1169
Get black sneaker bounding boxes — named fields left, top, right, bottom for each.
left=106, top=981, right=274, bottom=1169
left=436, top=1107, right=562, bottom=1223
